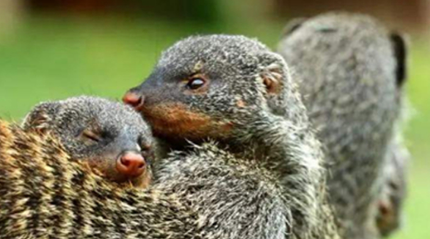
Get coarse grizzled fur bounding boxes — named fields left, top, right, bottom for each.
left=277, top=12, right=409, bottom=239
left=126, top=34, right=341, bottom=239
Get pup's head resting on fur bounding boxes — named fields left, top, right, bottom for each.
left=23, top=96, right=154, bottom=188
left=124, top=35, right=297, bottom=144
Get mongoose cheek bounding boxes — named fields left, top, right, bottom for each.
left=141, top=102, right=233, bottom=140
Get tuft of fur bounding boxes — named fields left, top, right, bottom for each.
left=277, top=12, right=409, bottom=239
left=126, top=34, right=341, bottom=239
left=21, top=96, right=155, bottom=187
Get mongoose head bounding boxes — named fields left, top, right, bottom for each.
left=124, top=35, right=294, bottom=143
left=22, top=96, right=154, bottom=188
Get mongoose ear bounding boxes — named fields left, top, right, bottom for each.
left=261, top=64, right=284, bottom=95
left=262, top=71, right=282, bottom=95
left=390, top=32, right=409, bottom=88
left=258, top=52, right=287, bottom=96
left=282, top=18, right=306, bottom=36
left=22, top=102, right=60, bottom=133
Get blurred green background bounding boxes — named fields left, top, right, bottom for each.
left=0, top=1, right=428, bottom=238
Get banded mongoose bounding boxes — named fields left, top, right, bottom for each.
left=21, top=96, right=155, bottom=188
left=276, top=12, right=409, bottom=239
left=1, top=35, right=339, bottom=238
left=0, top=119, right=201, bottom=238
left=124, top=34, right=341, bottom=238
left=0, top=35, right=339, bottom=238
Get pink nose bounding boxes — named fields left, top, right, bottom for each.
left=116, top=152, right=146, bottom=178
left=123, top=92, right=144, bottom=110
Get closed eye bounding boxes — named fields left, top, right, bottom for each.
left=82, top=129, right=102, bottom=142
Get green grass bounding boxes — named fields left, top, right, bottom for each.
left=0, top=14, right=429, bottom=239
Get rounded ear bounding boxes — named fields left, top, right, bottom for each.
left=262, top=69, right=282, bottom=95
left=22, top=102, right=61, bottom=133
left=390, top=32, right=409, bottom=88
left=258, top=52, right=288, bottom=96
left=282, top=17, right=306, bottom=36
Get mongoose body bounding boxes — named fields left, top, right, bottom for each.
left=124, top=34, right=341, bottom=239
left=277, top=12, right=409, bottom=239
left=22, top=96, right=155, bottom=188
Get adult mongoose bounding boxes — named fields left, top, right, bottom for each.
left=124, top=34, right=341, bottom=239
left=276, top=12, right=409, bottom=239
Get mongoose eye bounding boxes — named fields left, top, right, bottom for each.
left=81, top=129, right=102, bottom=142
left=186, top=77, right=206, bottom=90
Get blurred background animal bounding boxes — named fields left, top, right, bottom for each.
left=277, top=12, right=410, bottom=239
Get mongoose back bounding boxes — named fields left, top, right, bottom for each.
left=1, top=35, right=340, bottom=238
left=276, top=12, right=409, bottom=239
left=22, top=96, right=155, bottom=188
left=124, top=34, right=341, bottom=239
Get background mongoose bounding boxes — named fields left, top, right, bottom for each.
left=1, top=35, right=339, bottom=238
left=22, top=96, right=155, bottom=188
left=124, top=34, right=340, bottom=238
left=276, top=12, right=409, bottom=239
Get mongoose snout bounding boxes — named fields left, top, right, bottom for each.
left=123, top=90, right=145, bottom=111
left=117, top=151, right=147, bottom=178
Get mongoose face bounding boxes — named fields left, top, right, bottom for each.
left=124, top=35, right=286, bottom=142
left=22, top=96, right=154, bottom=188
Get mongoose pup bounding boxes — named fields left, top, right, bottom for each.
left=22, top=96, right=155, bottom=188
left=0, top=119, right=200, bottom=238
left=124, top=34, right=340, bottom=239
left=276, top=12, right=409, bottom=239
